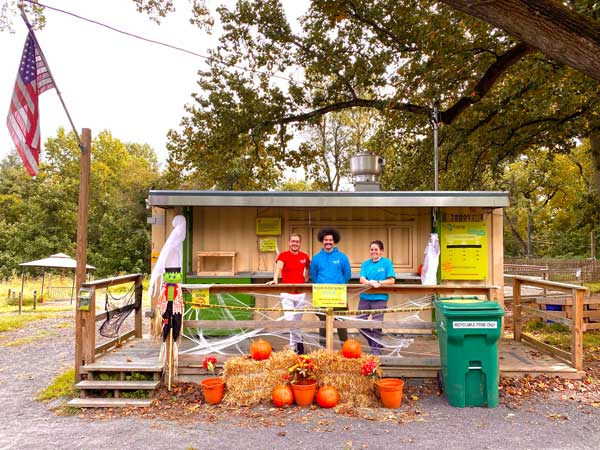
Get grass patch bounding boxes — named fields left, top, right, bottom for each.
left=37, top=368, right=75, bottom=401
left=1, top=276, right=152, bottom=313
left=585, top=282, right=600, bottom=293
left=0, top=312, right=52, bottom=332
left=523, top=319, right=600, bottom=353
left=3, top=331, right=53, bottom=347
left=0, top=309, right=71, bottom=333
left=55, top=405, right=81, bottom=416
left=0, top=302, right=74, bottom=315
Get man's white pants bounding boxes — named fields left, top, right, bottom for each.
left=281, top=292, right=307, bottom=349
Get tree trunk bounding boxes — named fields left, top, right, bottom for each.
left=440, top=0, right=600, bottom=81
left=589, top=130, right=600, bottom=195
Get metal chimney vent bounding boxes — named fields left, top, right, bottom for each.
left=349, top=152, right=385, bottom=191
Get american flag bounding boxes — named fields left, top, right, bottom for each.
left=6, top=32, right=55, bottom=177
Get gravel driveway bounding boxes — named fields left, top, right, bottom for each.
left=1, top=314, right=599, bottom=450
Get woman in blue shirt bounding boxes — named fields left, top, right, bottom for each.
left=359, top=240, right=395, bottom=355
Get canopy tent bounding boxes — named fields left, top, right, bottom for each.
left=18, top=253, right=96, bottom=303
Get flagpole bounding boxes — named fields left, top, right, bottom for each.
left=19, top=6, right=83, bottom=151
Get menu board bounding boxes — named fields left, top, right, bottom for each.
left=440, top=221, right=488, bottom=280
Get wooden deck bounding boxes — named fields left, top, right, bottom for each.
left=88, top=336, right=581, bottom=380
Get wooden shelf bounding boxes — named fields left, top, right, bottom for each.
left=196, top=251, right=237, bottom=276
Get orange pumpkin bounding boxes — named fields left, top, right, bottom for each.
left=271, top=384, right=294, bottom=407
left=341, top=339, right=362, bottom=358
left=249, top=339, right=272, bottom=360
left=316, top=385, right=339, bottom=408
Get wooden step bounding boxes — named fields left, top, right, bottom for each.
left=81, top=363, right=163, bottom=373
left=75, top=380, right=160, bottom=390
left=67, top=398, right=153, bottom=408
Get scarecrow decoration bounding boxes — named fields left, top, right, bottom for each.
left=158, top=268, right=184, bottom=390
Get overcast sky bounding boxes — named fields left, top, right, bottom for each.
left=0, top=0, right=232, bottom=166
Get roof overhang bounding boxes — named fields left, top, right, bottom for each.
left=147, top=190, right=510, bottom=208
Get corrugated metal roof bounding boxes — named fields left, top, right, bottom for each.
left=147, top=190, right=510, bottom=208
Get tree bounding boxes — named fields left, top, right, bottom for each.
left=0, top=129, right=160, bottom=278
left=499, top=144, right=599, bottom=258
left=440, top=0, right=600, bottom=82
left=164, top=0, right=600, bottom=192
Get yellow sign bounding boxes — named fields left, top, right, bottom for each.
left=191, top=288, right=210, bottom=309
left=256, top=217, right=281, bottom=236
left=312, top=284, right=347, bottom=308
left=441, top=221, right=488, bottom=280
left=259, top=238, right=277, bottom=252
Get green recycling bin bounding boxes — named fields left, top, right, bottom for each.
left=435, top=298, right=505, bottom=408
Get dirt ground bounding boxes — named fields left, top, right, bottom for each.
left=1, top=313, right=600, bottom=450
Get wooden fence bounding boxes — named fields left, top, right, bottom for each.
left=508, top=275, right=586, bottom=372
left=505, top=258, right=600, bottom=282
left=48, top=286, right=75, bottom=301
left=177, top=283, right=500, bottom=374
left=74, top=274, right=143, bottom=382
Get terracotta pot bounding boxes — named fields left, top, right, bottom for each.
left=291, top=381, right=317, bottom=406
left=201, top=377, right=225, bottom=405
left=375, top=378, right=404, bottom=409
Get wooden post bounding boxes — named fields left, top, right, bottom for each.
left=83, top=288, right=96, bottom=366
left=40, top=270, right=45, bottom=301
left=167, top=328, right=174, bottom=391
left=19, top=271, right=24, bottom=315
left=513, top=277, right=522, bottom=342
left=74, top=128, right=91, bottom=383
left=33, top=290, right=37, bottom=310
left=135, top=275, right=143, bottom=338
left=325, top=308, right=334, bottom=351
left=571, top=288, right=584, bottom=371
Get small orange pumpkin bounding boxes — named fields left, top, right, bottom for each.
left=316, top=385, right=339, bottom=408
left=272, top=384, right=294, bottom=407
left=249, top=339, right=272, bottom=360
left=341, top=339, right=362, bottom=358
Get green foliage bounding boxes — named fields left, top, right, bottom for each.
left=163, top=0, right=600, bottom=202
left=500, top=143, right=599, bottom=258
left=0, top=129, right=160, bottom=278
left=37, top=368, right=75, bottom=401
left=523, top=320, right=600, bottom=352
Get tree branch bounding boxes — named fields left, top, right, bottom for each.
left=344, top=1, right=419, bottom=53
left=441, top=42, right=533, bottom=124
left=440, top=0, right=600, bottom=81
left=264, top=98, right=429, bottom=127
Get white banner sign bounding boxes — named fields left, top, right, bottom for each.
left=453, top=321, right=497, bottom=329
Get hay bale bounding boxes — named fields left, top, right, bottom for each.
left=222, top=350, right=297, bottom=406
left=309, top=349, right=379, bottom=407
left=222, top=349, right=380, bottom=407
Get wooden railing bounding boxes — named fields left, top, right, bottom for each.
left=181, top=283, right=501, bottom=353
left=508, top=275, right=587, bottom=372
left=74, top=274, right=143, bottom=382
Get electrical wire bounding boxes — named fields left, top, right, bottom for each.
left=23, top=0, right=310, bottom=87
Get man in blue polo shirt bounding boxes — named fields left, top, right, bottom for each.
left=359, top=240, right=395, bottom=355
left=310, top=227, right=351, bottom=346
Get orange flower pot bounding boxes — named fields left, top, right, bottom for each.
left=375, top=378, right=404, bottom=409
left=201, top=377, right=225, bottom=405
left=291, top=381, right=317, bottom=406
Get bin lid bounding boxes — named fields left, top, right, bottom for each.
left=435, top=298, right=505, bottom=314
